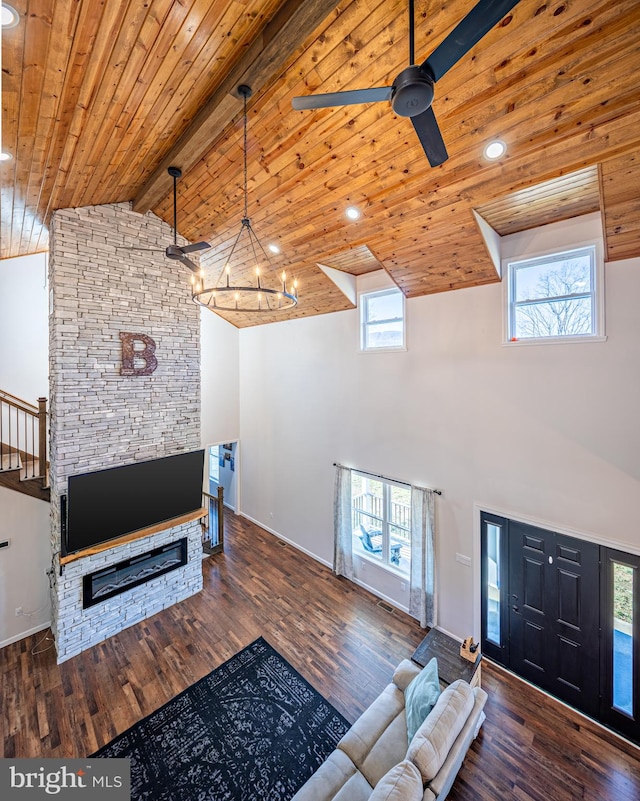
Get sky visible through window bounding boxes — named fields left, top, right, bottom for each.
left=366, top=290, right=402, bottom=321
left=515, top=252, right=591, bottom=301
left=362, top=289, right=404, bottom=349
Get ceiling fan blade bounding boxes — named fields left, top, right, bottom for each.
left=116, top=246, right=166, bottom=252
left=411, top=107, right=448, bottom=167
left=177, top=254, right=199, bottom=272
left=292, top=86, right=392, bottom=110
left=181, top=241, right=210, bottom=254
left=422, top=0, right=521, bottom=83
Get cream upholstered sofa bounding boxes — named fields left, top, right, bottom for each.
left=292, top=659, right=487, bottom=801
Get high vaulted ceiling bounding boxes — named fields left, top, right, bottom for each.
left=1, top=0, right=639, bottom=327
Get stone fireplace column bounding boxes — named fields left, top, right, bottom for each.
left=48, top=202, right=202, bottom=663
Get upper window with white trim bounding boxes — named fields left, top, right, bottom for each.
left=506, top=245, right=603, bottom=342
left=360, top=288, right=405, bottom=351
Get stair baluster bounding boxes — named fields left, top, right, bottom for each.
left=0, top=389, right=49, bottom=501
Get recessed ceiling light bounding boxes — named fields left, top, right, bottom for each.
left=1, top=3, right=20, bottom=28
left=268, top=243, right=280, bottom=254
left=484, top=140, right=506, bottom=160
left=345, top=206, right=360, bottom=220
left=0, top=151, right=13, bottom=162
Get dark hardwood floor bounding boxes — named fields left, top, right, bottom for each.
left=2, top=512, right=640, bottom=799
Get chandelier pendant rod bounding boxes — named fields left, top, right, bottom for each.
left=192, top=84, right=298, bottom=313
left=243, top=88, right=249, bottom=221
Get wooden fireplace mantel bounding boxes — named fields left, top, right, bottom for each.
left=59, top=507, right=207, bottom=566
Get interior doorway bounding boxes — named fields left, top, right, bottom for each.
left=207, top=441, right=238, bottom=512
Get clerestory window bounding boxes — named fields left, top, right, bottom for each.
left=506, top=245, right=604, bottom=343
left=360, top=288, right=405, bottom=351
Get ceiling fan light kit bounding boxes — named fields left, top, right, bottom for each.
left=192, top=84, right=298, bottom=313
left=291, top=0, right=521, bottom=168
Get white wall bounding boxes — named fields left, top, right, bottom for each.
left=237, top=215, right=640, bottom=638
left=0, top=252, right=49, bottom=402
left=201, top=309, right=240, bottom=510
left=200, top=310, right=240, bottom=445
left=0, top=253, right=51, bottom=645
left=0, top=487, right=51, bottom=646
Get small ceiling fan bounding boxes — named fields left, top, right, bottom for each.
left=119, top=166, right=209, bottom=271
left=292, top=0, right=521, bottom=167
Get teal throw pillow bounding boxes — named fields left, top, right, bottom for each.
left=405, top=657, right=441, bottom=744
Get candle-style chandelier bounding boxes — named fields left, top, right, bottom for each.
left=191, top=85, right=298, bottom=313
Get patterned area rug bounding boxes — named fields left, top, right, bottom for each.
left=93, top=637, right=350, bottom=800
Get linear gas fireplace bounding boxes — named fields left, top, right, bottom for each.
left=83, top=538, right=188, bottom=609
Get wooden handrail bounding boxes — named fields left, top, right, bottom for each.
left=0, top=389, right=39, bottom=413
left=0, top=390, right=48, bottom=482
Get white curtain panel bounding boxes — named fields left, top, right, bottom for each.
left=409, top=486, right=437, bottom=628
left=333, top=465, right=354, bottom=580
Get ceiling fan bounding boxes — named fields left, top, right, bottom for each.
left=119, top=166, right=209, bottom=271
left=292, top=0, right=521, bottom=167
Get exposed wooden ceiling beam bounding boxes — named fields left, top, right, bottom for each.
left=133, top=0, right=340, bottom=214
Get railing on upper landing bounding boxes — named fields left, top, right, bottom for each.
left=0, top=389, right=48, bottom=483
left=202, top=486, right=225, bottom=555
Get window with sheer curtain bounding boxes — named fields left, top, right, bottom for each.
left=351, top=472, right=411, bottom=576
left=334, top=464, right=436, bottom=628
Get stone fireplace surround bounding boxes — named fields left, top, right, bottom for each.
left=49, top=202, right=202, bottom=664
left=82, top=537, right=188, bottom=609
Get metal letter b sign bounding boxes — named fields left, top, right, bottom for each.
left=119, top=332, right=158, bottom=376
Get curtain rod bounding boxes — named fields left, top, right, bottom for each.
left=333, top=463, right=442, bottom=495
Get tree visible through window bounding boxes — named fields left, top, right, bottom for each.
left=508, top=246, right=599, bottom=340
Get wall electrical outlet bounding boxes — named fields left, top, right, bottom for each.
left=15, top=607, right=23, bottom=616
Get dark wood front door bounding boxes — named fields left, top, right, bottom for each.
left=508, top=521, right=600, bottom=718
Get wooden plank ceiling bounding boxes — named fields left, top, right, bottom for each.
left=475, top=166, right=601, bottom=236
left=1, top=0, right=639, bottom=327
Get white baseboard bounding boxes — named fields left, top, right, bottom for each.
left=237, top=513, right=412, bottom=615
left=434, top=625, right=464, bottom=643
left=238, top=512, right=333, bottom=568
left=350, top=576, right=410, bottom=615
left=1, top=621, right=51, bottom=650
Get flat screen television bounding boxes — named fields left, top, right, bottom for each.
left=63, top=450, right=205, bottom=555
